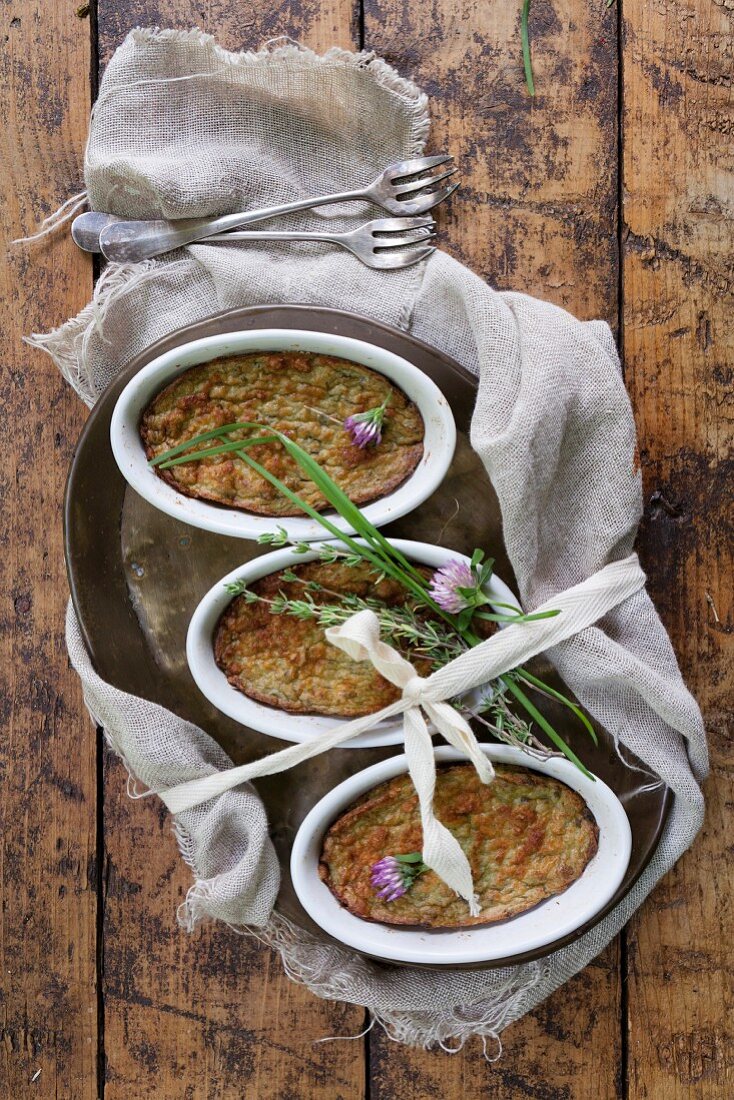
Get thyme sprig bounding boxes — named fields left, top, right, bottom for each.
left=151, top=422, right=596, bottom=775
left=225, top=578, right=470, bottom=667
left=224, top=578, right=582, bottom=762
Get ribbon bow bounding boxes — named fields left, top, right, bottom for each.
left=325, top=610, right=494, bottom=914
left=159, top=554, right=646, bottom=913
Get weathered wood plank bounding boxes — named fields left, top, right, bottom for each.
left=101, top=754, right=365, bottom=1100
left=364, top=0, right=623, bottom=1090
left=97, top=0, right=358, bottom=65
left=95, top=4, right=366, bottom=1098
left=365, top=0, right=620, bottom=324
left=622, top=0, right=734, bottom=1095
left=0, top=3, right=96, bottom=1097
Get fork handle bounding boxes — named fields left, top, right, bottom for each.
left=98, top=188, right=366, bottom=263
left=202, top=229, right=342, bottom=244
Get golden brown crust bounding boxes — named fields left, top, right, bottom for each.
left=140, top=351, right=424, bottom=516
left=318, top=764, right=599, bottom=929
left=213, top=560, right=438, bottom=718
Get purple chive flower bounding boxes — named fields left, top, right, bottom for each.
left=428, top=558, right=477, bottom=614
left=344, top=398, right=389, bottom=449
left=370, top=853, right=426, bottom=902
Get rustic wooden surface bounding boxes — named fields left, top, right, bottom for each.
left=1, top=0, right=731, bottom=1096
left=1, top=3, right=97, bottom=1098
left=623, top=2, right=733, bottom=1096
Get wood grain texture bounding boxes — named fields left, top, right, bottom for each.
left=0, top=3, right=95, bottom=1098
left=3, top=0, right=732, bottom=1095
left=95, top=5, right=366, bottom=1098
left=101, top=754, right=365, bottom=1100
left=363, top=0, right=623, bottom=1091
left=97, top=0, right=359, bottom=64
left=622, top=0, right=733, bottom=1096
left=365, top=0, right=620, bottom=324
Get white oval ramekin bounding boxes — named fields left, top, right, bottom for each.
left=110, top=329, right=456, bottom=541
left=186, top=539, right=520, bottom=750
left=290, top=744, right=632, bottom=967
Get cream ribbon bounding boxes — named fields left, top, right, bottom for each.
left=160, top=553, right=646, bottom=912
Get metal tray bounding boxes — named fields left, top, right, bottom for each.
left=64, top=304, right=672, bottom=969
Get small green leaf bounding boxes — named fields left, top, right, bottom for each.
left=477, top=558, right=495, bottom=585
left=456, top=585, right=479, bottom=599
left=457, top=607, right=475, bottom=631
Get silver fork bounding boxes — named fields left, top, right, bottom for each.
left=197, top=217, right=436, bottom=270
left=85, top=156, right=456, bottom=263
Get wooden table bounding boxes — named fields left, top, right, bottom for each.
left=1, top=1, right=731, bottom=1096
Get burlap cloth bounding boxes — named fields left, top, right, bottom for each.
left=30, top=29, right=707, bottom=1052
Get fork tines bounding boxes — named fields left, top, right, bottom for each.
left=382, top=155, right=459, bottom=216
left=363, top=216, right=436, bottom=269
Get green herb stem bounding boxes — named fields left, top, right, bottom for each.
left=150, top=421, right=596, bottom=774
left=157, top=422, right=450, bottom=618
left=158, top=436, right=280, bottom=466
left=502, top=676, right=593, bottom=778
left=149, top=421, right=255, bottom=465
left=514, top=668, right=598, bottom=745
left=521, top=0, right=535, bottom=96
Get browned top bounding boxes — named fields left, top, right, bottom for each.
left=140, top=351, right=424, bottom=515
left=213, top=560, right=444, bottom=718
left=319, top=764, right=599, bottom=929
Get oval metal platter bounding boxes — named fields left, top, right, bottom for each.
left=64, top=304, right=672, bottom=970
